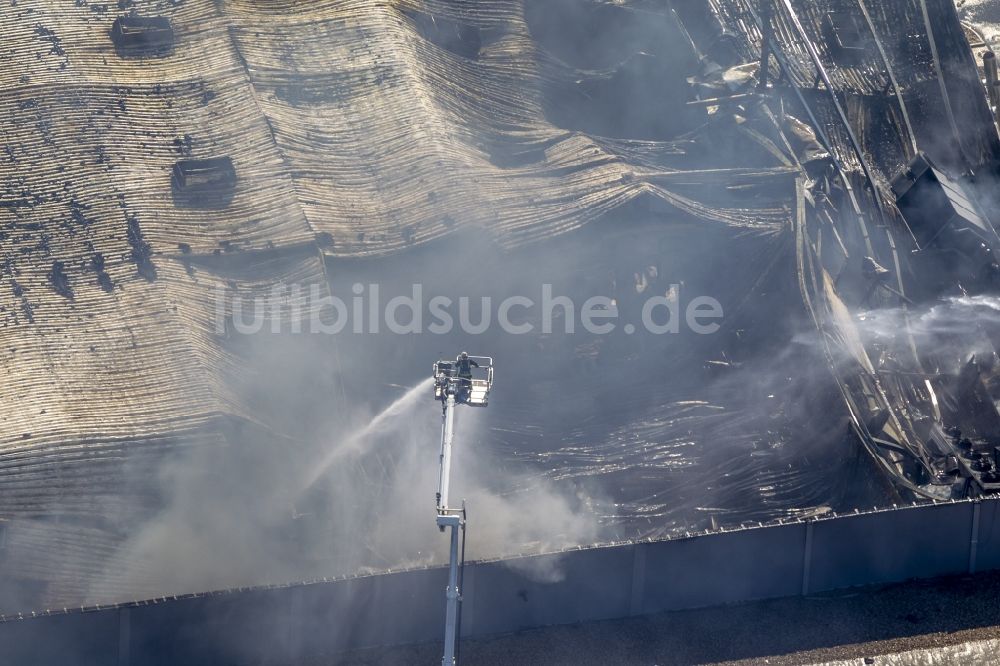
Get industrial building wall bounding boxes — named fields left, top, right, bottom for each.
left=0, top=498, right=992, bottom=665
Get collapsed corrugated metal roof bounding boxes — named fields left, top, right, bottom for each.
left=3, top=0, right=1000, bottom=611
left=0, top=0, right=801, bottom=607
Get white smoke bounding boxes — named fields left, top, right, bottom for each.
left=96, top=376, right=605, bottom=601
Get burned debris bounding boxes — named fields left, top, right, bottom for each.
left=46, top=260, right=72, bottom=300
left=985, top=51, right=1000, bottom=110
left=660, top=0, right=1000, bottom=506
left=125, top=215, right=156, bottom=281
left=892, top=153, right=1000, bottom=298
left=820, top=11, right=870, bottom=67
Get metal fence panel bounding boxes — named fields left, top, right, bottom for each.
left=467, top=546, right=635, bottom=636
left=975, top=500, right=1000, bottom=571
left=280, top=569, right=446, bottom=658
left=128, top=590, right=291, bottom=666
left=0, top=610, right=118, bottom=666
left=641, top=523, right=807, bottom=613
left=7, top=500, right=1000, bottom=663
left=808, top=503, right=973, bottom=592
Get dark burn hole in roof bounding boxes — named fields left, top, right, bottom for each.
left=272, top=73, right=358, bottom=107
left=171, top=157, right=237, bottom=209
left=109, top=16, right=174, bottom=58
left=402, top=9, right=483, bottom=59
left=543, top=53, right=705, bottom=141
